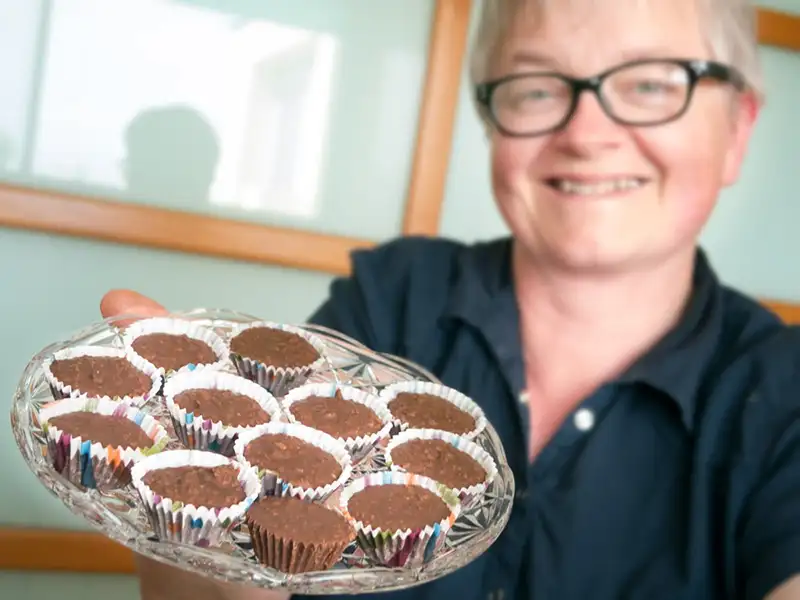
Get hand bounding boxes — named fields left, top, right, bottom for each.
left=102, top=292, right=289, bottom=600
left=136, top=555, right=289, bottom=600
left=100, top=289, right=168, bottom=328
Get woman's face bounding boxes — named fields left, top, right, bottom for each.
left=489, top=0, right=757, bottom=273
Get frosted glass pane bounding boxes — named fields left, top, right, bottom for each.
left=0, top=0, right=433, bottom=241
left=0, top=0, right=42, bottom=174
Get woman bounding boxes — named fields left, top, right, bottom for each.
left=102, top=0, right=800, bottom=598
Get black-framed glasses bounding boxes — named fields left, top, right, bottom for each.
left=475, top=59, right=746, bottom=137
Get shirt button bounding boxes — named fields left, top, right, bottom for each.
left=574, top=408, right=595, bottom=431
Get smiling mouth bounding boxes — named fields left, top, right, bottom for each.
left=544, top=177, right=649, bottom=196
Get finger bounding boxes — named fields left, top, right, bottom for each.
left=100, top=289, right=168, bottom=328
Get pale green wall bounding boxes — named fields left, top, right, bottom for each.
left=0, top=0, right=797, bottom=597
left=0, top=571, right=140, bottom=600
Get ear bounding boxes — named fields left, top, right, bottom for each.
left=722, top=91, right=760, bottom=187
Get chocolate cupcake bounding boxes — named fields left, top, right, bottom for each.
left=38, top=397, right=169, bottom=489
left=164, top=371, right=282, bottom=456
left=228, top=322, right=325, bottom=396
left=123, top=317, right=228, bottom=377
left=380, top=381, right=487, bottom=439
left=234, top=422, right=352, bottom=501
left=43, top=346, right=161, bottom=406
left=340, top=472, right=461, bottom=567
left=247, top=495, right=355, bottom=573
left=386, top=428, right=497, bottom=506
left=131, top=449, right=260, bottom=547
left=282, top=383, right=392, bottom=461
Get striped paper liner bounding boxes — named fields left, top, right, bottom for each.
left=42, top=346, right=162, bottom=407
left=131, top=449, right=260, bottom=547
left=385, top=428, right=497, bottom=507
left=164, top=370, right=282, bottom=457
left=282, top=383, right=393, bottom=462
left=379, top=380, right=487, bottom=440
left=123, top=317, right=229, bottom=378
left=339, top=471, right=461, bottom=568
left=227, top=321, right=327, bottom=397
left=234, top=421, right=352, bottom=502
left=39, top=396, right=169, bottom=489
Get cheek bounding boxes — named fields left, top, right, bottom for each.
left=636, top=119, right=729, bottom=220
left=490, top=136, right=546, bottom=198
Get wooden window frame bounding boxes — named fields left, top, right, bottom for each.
left=1, top=2, right=799, bottom=577
left=0, top=0, right=471, bottom=276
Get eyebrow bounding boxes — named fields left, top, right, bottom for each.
left=509, top=47, right=686, bottom=70
left=509, top=50, right=559, bottom=69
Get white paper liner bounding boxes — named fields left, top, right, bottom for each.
left=164, top=371, right=283, bottom=457
left=122, top=317, right=229, bottom=378
left=228, top=321, right=327, bottom=397
left=282, top=383, right=393, bottom=462
left=39, top=397, right=170, bottom=489
left=131, top=449, right=260, bottom=547
left=340, top=472, right=461, bottom=568
left=379, top=381, right=487, bottom=440
left=385, top=428, right=497, bottom=507
left=234, top=422, right=352, bottom=502
left=246, top=498, right=355, bottom=573
left=42, top=346, right=162, bottom=407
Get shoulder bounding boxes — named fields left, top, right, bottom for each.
left=715, top=286, right=800, bottom=393
left=705, top=286, right=800, bottom=469
left=308, top=236, right=509, bottom=356
left=350, top=235, right=467, bottom=282
left=710, top=293, right=800, bottom=599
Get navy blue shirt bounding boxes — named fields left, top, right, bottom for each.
left=297, top=236, right=800, bottom=600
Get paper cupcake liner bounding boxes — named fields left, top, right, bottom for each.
left=340, top=472, right=461, bottom=568
left=379, top=381, right=487, bottom=440
left=42, top=346, right=162, bottom=407
left=247, top=502, right=354, bottom=573
left=39, top=397, right=170, bottom=490
left=234, top=422, right=352, bottom=501
left=164, top=371, right=283, bottom=457
left=131, top=449, right=260, bottom=547
left=385, top=428, right=497, bottom=507
left=122, top=317, right=229, bottom=378
left=228, top=321, right=327, bottom=397
left=282, top=383, right=393, bottom=462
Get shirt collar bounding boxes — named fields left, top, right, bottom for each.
left=620, top=249, right=723, bottom=430
left=443, top=238, right=723, bottom=431
left=442, top=239, right=525, bottom=396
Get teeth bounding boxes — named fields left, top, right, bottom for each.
left=553, top=178, right=644, bottom=195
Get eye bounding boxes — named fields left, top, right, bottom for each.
left=494, top=75, right=568, bottom=110
left=523, top=89, right=553, bottom=100
left=633, top=80, right=671, bottom=94
left=505, top=87, right=554, bottom=107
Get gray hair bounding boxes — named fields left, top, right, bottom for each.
left=469, top=0, right=764, bottom=97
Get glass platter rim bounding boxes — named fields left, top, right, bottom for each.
left=10, top=307, right=515, bottom=595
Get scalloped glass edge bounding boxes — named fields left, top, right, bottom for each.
left=10, top=308, right=515, bottom=595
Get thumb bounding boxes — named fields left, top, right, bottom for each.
left=100, top=289, right=168, bottom=328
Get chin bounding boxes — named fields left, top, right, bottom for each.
left=522, top=237, right=656, bottom=275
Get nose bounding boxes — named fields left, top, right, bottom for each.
left=553, top=90, right=625, bottom=155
